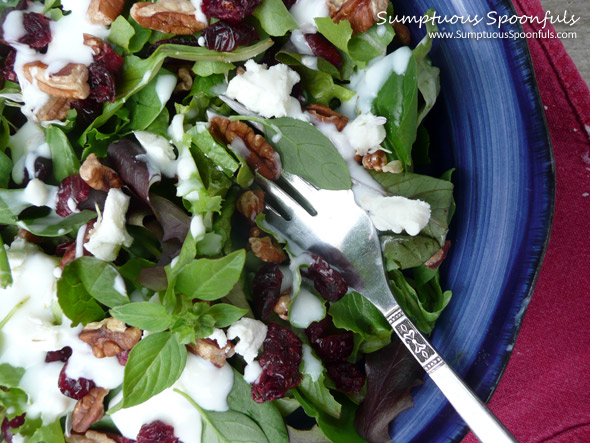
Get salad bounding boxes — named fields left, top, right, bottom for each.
left=0, top=0, right=454, bottom=442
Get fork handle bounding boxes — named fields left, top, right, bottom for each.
left=385, top=306, right=516, bottom=443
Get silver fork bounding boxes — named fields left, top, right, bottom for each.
left=257, top=172, right=516, bottom=443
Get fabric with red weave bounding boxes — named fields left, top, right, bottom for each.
left=463, top=1, right=590, bottom=442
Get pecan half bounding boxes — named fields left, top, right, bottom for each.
left=131, top=0, right=207, bottom=34
left=87, top=0, right=125, bottom=25
left=424, top=240, right=451, bottom=269
left=79, top=318, right=141, bottom=358
left=67, top=431, right=118, bottom=443
left=72, top=387, right=109, bottom=433
left=306, top=103, right=349, bottom=131
left=188, top=338, right=235, bottom=368
left=209, top=117, right=282, bottom=180
left=15, top=228, right=41, bottom=244
left=35, top=96, right=72, bottom=122
left=273, top=294, right=290, bottom=321
left=393, top=22, right=411, bottom=46
left=331, top=0, right=389, bottom=33
left=249, top=236, right=286, bottom=263
left=23, top=62, right=90, bottom=100
left=237, top=190, right=265, bottom=222
left=83, top=34, right=105, bottom=55
left=175, top=67, right=193, bottom=92
left=362, top=150, right=388, bottom=171
left=80, top=154, right=123, bottom=192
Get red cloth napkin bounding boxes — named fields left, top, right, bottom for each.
left=463, top=1, right=590, bottom=442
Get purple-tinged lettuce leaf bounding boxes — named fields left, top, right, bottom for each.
left=149, top=194, right=190, bottom=243
left=355, top=339, right=424, bottom=443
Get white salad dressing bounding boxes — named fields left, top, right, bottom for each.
left=226, top=318, right=267, bottom=364
left=154, top=74, right=177, bottom=106
left=74, top=223, right=87, bottom=259
left=301, top=344, right=322, bottom=382
left=289, top=0, right=329, bottom=31
left=243, top=361, right=263, bottom=384
left=23, top=178, right=50, bottom=207
left=289, top=287, right=325, bottom=328
left=190, top=0, right=208, bottom=24
left=289, top=29, right=314, bottom=55
left=301, top=56, right=319, bottom=70
left=9, top=121, right=47, bottom=185
left=110, top=353, right=234, bottom=443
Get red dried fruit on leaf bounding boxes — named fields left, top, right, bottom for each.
left=326, top=361, right=365, bottom=394
left=252, top=323, right=303, bottom=403
left=201, top=21, right=259, bottom=52
left=0, top=50, right=17, bottom=82
left=1, top=414, right=25, bottom=443
left=45, top=346, right=72, bottom=363
left=71, top=98, right=103, bottom=123
left=304, top=33, right=343, bottom=68
left=313, top=332, right=354, bottom=363
left=301, top=255, right=348, bottom=302
left=252, top=264, right=283, bottom=320
left=56, top=174, right=92, bottom=218
left=116, top=349, right=131, bottom=366
left=95, top=43, right=123, bottom=74
left=18, top=12, right=52, bottom=49
left=305, top=316, right=332, bottom=344
left=88, top=62, right=116, bottom=103
left=201, top=0, right=263, bottom=24
left=137, top=420, right=179, bottom=443
left=58, top=364, right=96, bottom=400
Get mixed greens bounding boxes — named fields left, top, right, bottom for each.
left=0, top=0, right=454, bottom=442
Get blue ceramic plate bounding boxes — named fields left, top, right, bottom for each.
left=388, top=0, right=554, bottom=441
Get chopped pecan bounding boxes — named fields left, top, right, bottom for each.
left=209, top=117, right=282, bottom=180
left=175, top=67, right=193, bottom=92
left=131, top=0, right=208, bottom=35
left=72, top=387, right=109, bottom=433
left=80, top=153, right=123, bottom=192
left=83, top=34, right=105, bottom=55
left=424, top=240, right=451, bottom=269
left=237, top=190, right=265, bottom=222
left=362, top=150, right=388, bottom=171
left=331, top=0, right=389, bottom=33
left=23, top=62, right=90, bottom=99
left=273, top=294, right=290, bottom=321
left=35, top=96, right=72, bottom=122
left=66, top=430, right=118, bottom=443
left=15, top=228, right=41, bottom=244
left=188, top=338, right=235, bottom=368
left=79, top=318, right=141, bottom=358
left=250, top=226, right=263, bottom=238
left=87, top=0, right=125, bottom=25
left=249, top=236, right=286, bottom=263
left=393, top=22, right=411, bottom=46
left=306, top=104, right=349, bottom=131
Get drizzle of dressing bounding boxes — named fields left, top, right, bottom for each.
left=289, top=287, right=325, bottom=328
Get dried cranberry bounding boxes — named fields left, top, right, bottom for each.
left=326, top=361, right=365, bottom=394
left=1, top=414, right=25, bottom=443
left=201, top=21, right=259, bottom=52
left=88, top=62, right=116, bottom=103
left=58, top=364, right=96, bottom=400
left=301, top=255, right=348, bottom=302
left=282, top=0, right=297, bottom=8
left=305, top=316, right=332, bottom=344
left=71, top=98, right=103, bottom=122
left=55, top=174, right=91, bottom=217
left=45, top=346, right=72, bottom=363
left=313, top=332, right=354, bottom=363
left=0, top=50, right=18, bottom=82
left=252, top=323, right=302, bottom=403
left=116, top=349, right=131, bottom=366
left=94, top=43, right=123, bottom=74
left=137, top=420, right=179, bottom=443
left=304, top=34, right=343, bottom=68
left=18, top=12, right=52, bottom=50
left=252, top=264, right=283, bottom=320
left=33, top=156, right=53, bottom=181
left=201, top=0, right=263, bottom=24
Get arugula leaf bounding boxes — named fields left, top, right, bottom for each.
left=253, top=0, right=297, bottom=36
left=45, top=126, right=80, bottom=182
left=122, top=331, right=187, bottom=408
left=372, top=51, right=418, bottom=167
left=208, top=303, right=248, bottom=328
left=328, top=292, right=392, bottom=353
left=57, top=261, right=106, bottom=326
left=110, top=302, right=175, bottom=332
left=228, top=369, right=289, bottom=443
left=0, top=243, right=12, bottom=288
left=0, top=363, right=24, bottom=388
left=175, top=250, right=246, bottom=301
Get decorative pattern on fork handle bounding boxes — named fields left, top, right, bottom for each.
left=386, top=306, right=443, bottom=373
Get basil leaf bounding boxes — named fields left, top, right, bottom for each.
left=260, top=117, right=351, bottom=190
left=123, top=332, right=187, bottom=408
left=0, top=363, right=24, bottom=388
left=373, top=52, right=418, bottom=167
left=45, top=126, right=80, bottom=182
left=18, top=210, right=96, bottom=237
left=66, top=257, right=130, bottom=308
left=57, top=263, right=106, bottom=326
left=208, top=303, right=248, bottom=328
left=176, top=389, right=269, bottom=443
left=228, top=370, right=289, bottom=443
left=110, top=302, right=175, bottom=332
left=175, top=250, right=245, bottom=301
left=28, top=420, right=65, bottom=443
left=253, top=0, right=297, bottom=36
left=0, top=243, right=12, bottom=288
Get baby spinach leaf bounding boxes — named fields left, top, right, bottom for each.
left=298, top=373, right=342, bottom=420
left=110, top=302, right=175, bottom=332
left=189, top=124, right=240, bottom=177
left=0, top=363, right=24, bottom=388
left=253, top=0, right=297, bottom=36
left=175, top=249, right=246, bottom=301
left=57, top=264, right=106, bottom=326
left=108, top=16, right=136, bottom=52
left=208, top=303, right=248, bottom=328
left=123, top=331, right=187, bottom=408
left=45, top=125, right=80, bottom=182
left=228, top=369, right=289, bottom=443
left=381, top=234, right=442, bottom=270
left=372, top=53, right=418, bottom=167
left=176, top=389, right=269, bottom=442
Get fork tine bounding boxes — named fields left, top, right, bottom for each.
left=263, top=205, right=291, bottom=234
left=255, top=175, right=312, bottom=221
